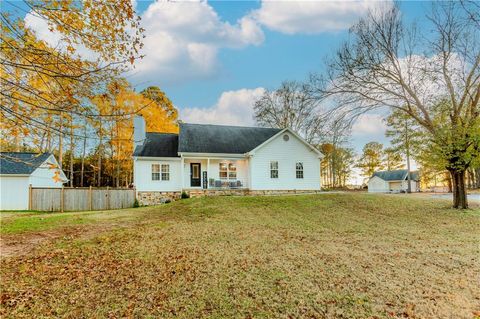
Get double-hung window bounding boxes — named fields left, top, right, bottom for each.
left=219, top=163, right=228, bottom=180
left=228, top=163, right=237, bottom=179
left=151, top=164, right=160, bottom=181
left=219, top=163, right=237, bottom=180
left=296, top=162, right=304, bottom=179
left=161, top=164, right=170, bottom=181
left=270, top=161, right=278, bottom=178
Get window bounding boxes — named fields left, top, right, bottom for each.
left=270, top=161, right=278, bottom=178
left=228, top=163, right=237, bottom=179
left=151, top=164, right=160, bottom=181
left=219, top=163, right=228, bottom=180
left=296, top=162, right=304, bottom=179
left=219, top=162, right=237, bottom=180
left=161, top=164, right=170, bottom=181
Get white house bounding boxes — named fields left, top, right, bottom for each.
left=133, top=117, right=322, bottom=204
left=368, top=169, right=420, bottom=193
left=0, top=152, right=67, bottom=210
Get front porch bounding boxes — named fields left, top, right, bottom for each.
left=181, top=156, right=249, bottom=190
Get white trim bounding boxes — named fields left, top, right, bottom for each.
left=134, top=156, right=181, bottom=161
left=246, top=128, right=322, bottom=158
left=0, top=174, right=30, bottom=177
left=179, top=152, right=246, bottom=159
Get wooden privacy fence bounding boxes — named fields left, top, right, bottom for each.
left=29, top=186, right=136, bottom=212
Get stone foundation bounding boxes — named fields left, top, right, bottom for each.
left=137, top=189, right=322, bottom=206
left=137, top=191, right=181, bottom=206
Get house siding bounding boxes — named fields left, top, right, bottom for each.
left=368, top=176, right=388, bottom=192
left=29, top=155, right=65, bottom=188
left=249, top=132, right=321, bottom=190
left=368, top=177, right=419, bottom=193
left=134, top=159, right=182, bottom=192
left=0, top=176, right=30, bottom=210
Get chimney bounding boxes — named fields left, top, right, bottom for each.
left=133, top=115, right=146, bottom=148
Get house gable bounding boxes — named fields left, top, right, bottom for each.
left=248, top=130, right=321, bottom=190
left=247, top=128, right=322, bottom=158
left=30, top=154, right=68, bottom=186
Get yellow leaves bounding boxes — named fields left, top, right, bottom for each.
left=67, top=45, right=75, bottom=54
left=52, top=171, right=63, bottom=183
left=47, top=162, right=59, bottom=170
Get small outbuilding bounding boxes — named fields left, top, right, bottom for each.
left=368, top=169, right=419, bottom=193
left=0, top=152, right=67, bottom=210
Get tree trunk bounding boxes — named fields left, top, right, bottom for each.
left=80, top=125, right=86, bottom=187
left=476, top=168, right=480, bottom=188
left=58, top=112, right=63, bottom=169
left=97, top=120, right=103, bottom=187
left=69, top=121, right=74, bottom=188
left=449, top=169, right=468, bottom=209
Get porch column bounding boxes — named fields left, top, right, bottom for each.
left=180, top=156, right=184, bottom=190
left=207, top=158, right=210, bottom=189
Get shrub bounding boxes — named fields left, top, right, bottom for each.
left=181, top=191, right=190, bottom=199
left=133, top=198, right=140, bottom=208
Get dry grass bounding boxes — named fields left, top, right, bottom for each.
left=1, top=193, right=479, bottom=318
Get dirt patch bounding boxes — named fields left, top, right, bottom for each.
left=1, top=227, right=85, bottom=258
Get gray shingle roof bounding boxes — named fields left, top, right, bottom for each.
left=178, top=123, right=281, bottom=154
left=372, top=169, right=419, bottom=181
left=133, top=133, right=179, bottom=157
left=0, top=152, right=51, bottom=175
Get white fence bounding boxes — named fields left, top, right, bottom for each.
left=29, top=187, right=135, bottom=212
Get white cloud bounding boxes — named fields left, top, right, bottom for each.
left=135, top=0, right=264, bottom=83
left=23, top=12, right=98, bottom=61
left=23, top=0, right=264, bottom=84
left=251, top=0, right=387, bottom=34
left=181, top=88, right=265, bottom=126
left=24, top=13, right=62, bottom=45
left=351, top=113, right=387, bottom=135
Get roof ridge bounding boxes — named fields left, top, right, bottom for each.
left=180, top=122, right=281, bottom=130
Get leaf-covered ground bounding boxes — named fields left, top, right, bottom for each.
left=1, top=193, right=479, bottom=318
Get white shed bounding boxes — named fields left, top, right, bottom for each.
left=0, top=152, right=67, bottom=210
left=367, top=169, right=419, bottom=193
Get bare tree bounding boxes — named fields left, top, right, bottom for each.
left=253, top=81, right=324, bottom=143
left=313, top=2, right=480, bottom=208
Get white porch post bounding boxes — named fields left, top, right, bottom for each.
left=180, top=155, right=184, bottom=190
left=207, top=158, right=210, bottom=189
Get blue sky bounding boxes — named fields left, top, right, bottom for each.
left=12, top=0, right=434, bottom=155
left=129, top=1, right=432, bottom=154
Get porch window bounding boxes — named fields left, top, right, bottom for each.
left=219, top=163, right=228, bottom=179
left=296, top=162, right=304, bottom=179
left=151, top=164, right=160, bottom=181
left=219, top=162, right=237, bottom=180
left=228, top=163, right=237, bottom=179
left=161, top=164, right=170, bottom=181
left=270, top=161, right=278, bottom=178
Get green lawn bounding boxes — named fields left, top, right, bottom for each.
left=1, top=193, right=479, bottom=318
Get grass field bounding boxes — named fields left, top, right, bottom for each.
left=1, top=193, right=479, bottom=318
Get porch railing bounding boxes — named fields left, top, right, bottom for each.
left=208, top=178, right=247, bottom=189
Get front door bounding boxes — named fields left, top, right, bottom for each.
left=190, top=163, right=201, bottom=187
